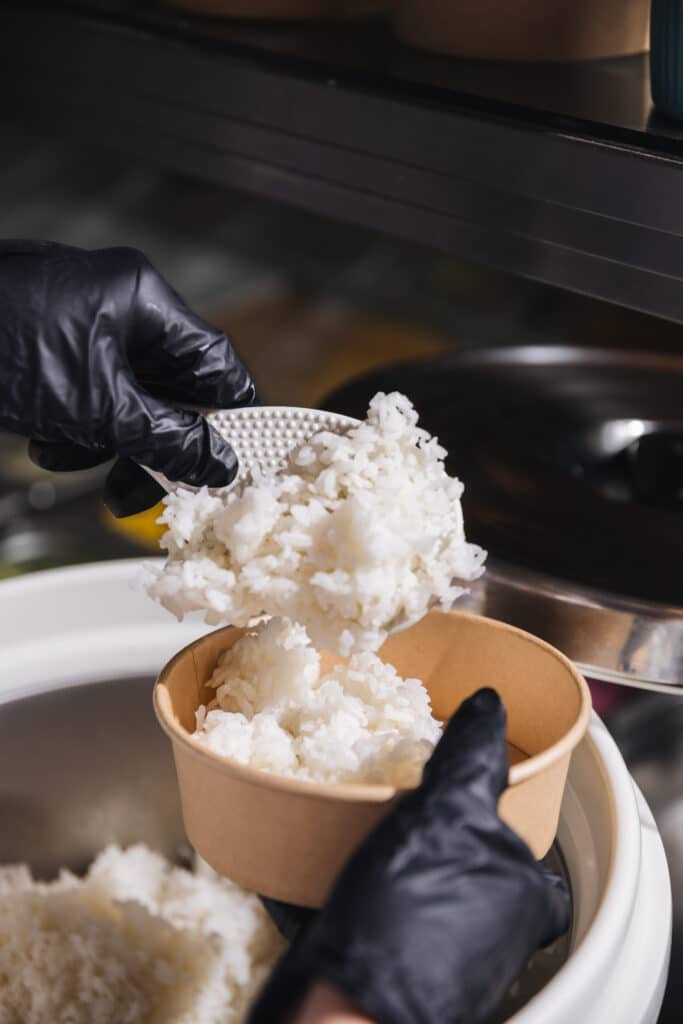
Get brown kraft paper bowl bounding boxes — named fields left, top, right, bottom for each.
left=154, top=609, right=591, bottom=907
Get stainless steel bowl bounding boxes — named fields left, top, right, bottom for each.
left=0, top=677, right=187, bottom=876
left=0, top=674, right=570, bottom=1022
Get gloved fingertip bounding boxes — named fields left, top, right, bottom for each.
left=462, top=687, right=506, bottom=720
left=440, top=686, right=507, bottom=751
left=423, top=687, right=508, bottom=794
left=179, top=423, right=239, bottom=489
left=103, top=458, right=166, bottom=518
left=132, top=402, right=238, bottom=488
left=202, top=447, right=238, bottom=488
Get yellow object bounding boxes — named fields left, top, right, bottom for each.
left=102, top=504, right=165, bottom=550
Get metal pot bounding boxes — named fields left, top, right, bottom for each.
left=322, top=346, right=683, bottom=692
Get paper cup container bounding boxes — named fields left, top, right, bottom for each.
left=154, top=609, right=591, bottom=907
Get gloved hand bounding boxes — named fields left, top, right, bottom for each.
left=0, top=240, right=255, bottom=516
left=250, top=688, right=570, bottom=1024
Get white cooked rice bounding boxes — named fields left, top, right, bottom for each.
left=194, top=617, right=442, bottom=786
left=0, top=845, right=284, bottom=1024
left=144, top=392, right=486, bottom=657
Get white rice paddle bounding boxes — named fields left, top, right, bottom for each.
left=144, top=405, right=359, bottom=493
left=143, top=404, right=431, bottom=637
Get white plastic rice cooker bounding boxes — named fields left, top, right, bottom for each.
left=0, top=560, right=672, bottom=1023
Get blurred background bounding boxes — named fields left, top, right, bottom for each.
left=2, top=5, right=683, bottom=1017
left=4, top=123, right=683, bottom=990
left=2, top=127, right=682, bottom=579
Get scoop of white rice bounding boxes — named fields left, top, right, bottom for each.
left=194, top=617, right=442, bottom=786
left=144, top=392, right=485, bottom=656
left=0, top=845, right=285, bottom=1024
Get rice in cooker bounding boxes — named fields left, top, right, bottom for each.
left=0, top=845, right=284, bottom=1024
left=194, top=617, right=442, bottom=785
left=144, top=392, right=485, bottom=656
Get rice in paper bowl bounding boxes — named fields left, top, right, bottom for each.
left=154, top=610, right=591, bottom=907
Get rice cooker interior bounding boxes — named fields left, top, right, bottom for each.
left=0, top=673, right=569, bottom=1024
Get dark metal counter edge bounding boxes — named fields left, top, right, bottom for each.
left=4, top=9, right=683, bottom=322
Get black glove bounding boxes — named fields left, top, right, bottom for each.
left=0, top=240, right=255, bottom=516
left=250, top=688, right=570, bottom=1024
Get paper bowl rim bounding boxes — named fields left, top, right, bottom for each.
left=154, top=610, right=592, bottom=802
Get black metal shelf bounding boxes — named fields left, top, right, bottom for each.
left=4, top=3, right=683, bottom=322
